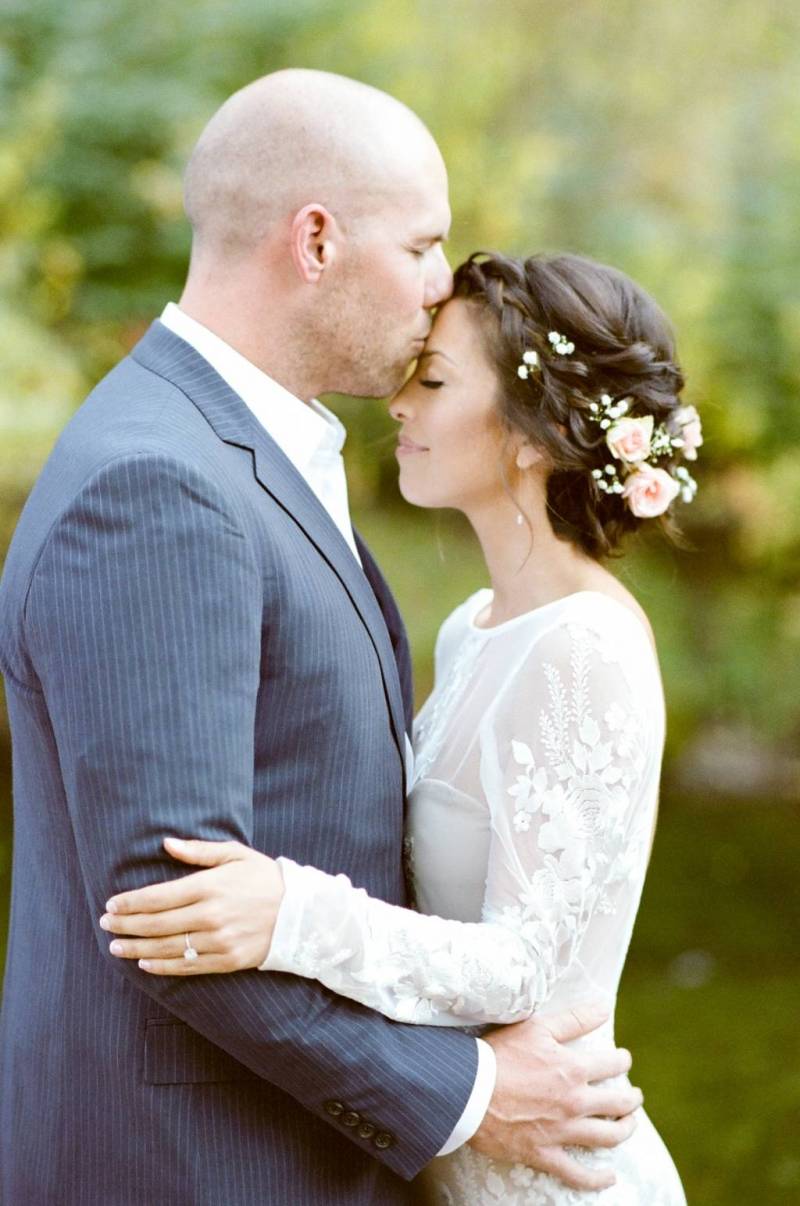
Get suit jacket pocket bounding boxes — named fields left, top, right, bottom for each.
left=143, top=1018, right=262, bottom=1085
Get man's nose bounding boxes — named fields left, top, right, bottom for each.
left=424, top=245, right=453, bottom=308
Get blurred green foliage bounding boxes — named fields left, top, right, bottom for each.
left=1, top=3, right=799, bottom=1202
left=2, top=0, right=799, bottom=756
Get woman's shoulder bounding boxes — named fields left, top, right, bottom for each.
left=487, top=594, right=665, bottom=748
left=508, top=592, right=663, bottom=714
left=545, top=589, right=656, bottom=653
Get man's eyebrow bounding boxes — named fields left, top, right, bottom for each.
left=412, top=231, right=449, bottom=245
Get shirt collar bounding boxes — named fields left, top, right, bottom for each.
left=159, top=302, right=345, bottom=472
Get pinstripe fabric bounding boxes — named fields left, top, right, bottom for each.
left=0, top=322, right=478, bottom=1205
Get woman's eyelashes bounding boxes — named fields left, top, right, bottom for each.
left=420, top=379, right=444, bottom=390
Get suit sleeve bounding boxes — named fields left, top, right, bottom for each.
left=24, top=452, right=478, bottom=1179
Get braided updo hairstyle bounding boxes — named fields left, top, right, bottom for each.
left=452, top=252, right=687, bottom=559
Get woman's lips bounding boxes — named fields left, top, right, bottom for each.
left=396, top=435, right=429, bottom=457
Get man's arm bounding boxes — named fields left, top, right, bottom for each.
left=25, top=451, right=478, bottom=1180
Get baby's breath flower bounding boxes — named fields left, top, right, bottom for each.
left=547, top=330, right=575, bottom=356
left=517, top=348, right=541, bottom=380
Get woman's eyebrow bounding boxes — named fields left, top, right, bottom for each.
left=419, top=348, right=457, bottom=366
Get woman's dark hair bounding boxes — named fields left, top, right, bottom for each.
left=452, top=251, right=686, bottom=559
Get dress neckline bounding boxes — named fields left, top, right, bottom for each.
left=468, top=587, right=654, bottom=649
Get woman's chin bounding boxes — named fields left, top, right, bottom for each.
left=397, top=482, right=437, bottom=510
left=397, top=466, right=453, bottom=511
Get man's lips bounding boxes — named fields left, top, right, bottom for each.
left=396, top=434, right=429, bottom=456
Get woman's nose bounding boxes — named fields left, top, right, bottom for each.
left=389, top=386, right=413, bottom=422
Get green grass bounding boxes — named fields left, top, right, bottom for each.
left=617, top=799, right=800, bottom=1205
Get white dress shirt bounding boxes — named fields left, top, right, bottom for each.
left=160, top=303, right=360, bottom=561
left=158, top=303, right=496, bottom=1156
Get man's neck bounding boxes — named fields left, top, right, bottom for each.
left=176, top=286, right=319, bottom=403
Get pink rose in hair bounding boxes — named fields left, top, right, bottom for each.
left=622, top=464, right=680, bottom=518
left=606, top=415, right=654, bottom=465
left=676, top=405, right=703, bottom=460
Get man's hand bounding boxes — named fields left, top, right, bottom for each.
left=470, top=1003, right=642, bottom=1191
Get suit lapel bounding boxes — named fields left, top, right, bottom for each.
left=354, top=531, right=414, bottom=739
left=131, top=321, right=408, bottom=785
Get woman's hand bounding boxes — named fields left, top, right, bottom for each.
left=99, top=837, right=285, bottom=975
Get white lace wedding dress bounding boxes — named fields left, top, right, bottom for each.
left=264, top=589, right=686, bottom=1204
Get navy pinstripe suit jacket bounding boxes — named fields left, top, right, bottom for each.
left=0, top=322, right=477, bottom=1205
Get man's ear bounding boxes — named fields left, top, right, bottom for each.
left=289, top=204, right=338, bottom=284
left=515, top=441, right=544, bottom=471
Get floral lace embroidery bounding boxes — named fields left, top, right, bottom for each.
left=498, top=625, right=648, bottom=960
left=425, top=1136, right=685, bottom=1205
left=268, top=607, right=683, bottom=1203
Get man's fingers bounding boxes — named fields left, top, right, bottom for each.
left=540, top=1002, right=610, bottom=1044
left=565, top=1112, right=638, bottom=1150
left=582, top=1046, right=633, bottom=1083
left=532, top=1147, right=615, bottom=1192
left=585, top=1083, right=644, bottom=1120
left=100, top=902, right=211, bottom=937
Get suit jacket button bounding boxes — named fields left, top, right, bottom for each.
left=374, top=1131, right=394, bottom=1149
left=324, top=1100, right=344, bottom=1118
left=342, top=1111, right=361, bottom=1127
left=357, top=1122, right=376, bottom=1139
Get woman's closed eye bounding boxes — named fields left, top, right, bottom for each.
left=420, top=379, right=444, bottom=390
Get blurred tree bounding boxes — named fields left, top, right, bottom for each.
left=1, top=0, right=799, bottom=756
left=2, top=7, right=799, bottom=1201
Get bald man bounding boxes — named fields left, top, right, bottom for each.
left=0, top=70, right=639, bottom=1204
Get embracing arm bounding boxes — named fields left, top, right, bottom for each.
left=108, top=619, right=654, bottom=1030
left=259, top=619, right=653, bottom=1026
left=25, top=451, right=478, bottom=1179
left=95, top=550, right=645, bottom=1188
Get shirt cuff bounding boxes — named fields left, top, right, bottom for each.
left=435, top=1038, right=496, bottom=1156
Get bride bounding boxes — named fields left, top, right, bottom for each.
left=101, top=251, right=699, bottom=1204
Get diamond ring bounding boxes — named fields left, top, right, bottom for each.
left=184, top=933, right=199, bottom=963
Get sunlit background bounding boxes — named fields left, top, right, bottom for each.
left=1, top=3, right=799, bottom=1202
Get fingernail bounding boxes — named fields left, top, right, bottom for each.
left=105, top=899, right=118, bottom=913
left=99, top=915, right=111, bottom=930
left=165, top=837, right=185, bottom=846
left=109, top=941, right=124, bottom=956
left=139, top=960, right=152, bottom=971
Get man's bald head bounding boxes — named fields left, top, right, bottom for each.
left=179, top=70, right=452, bottom=401
left=184, top=68, right=444, bottom=256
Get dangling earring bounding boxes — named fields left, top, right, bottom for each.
left=515, top=512, right=524, bottom=526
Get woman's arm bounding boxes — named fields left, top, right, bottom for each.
left=100, top=835, right=285, bottom=974
left=103, top=620, right=654, bottom=1027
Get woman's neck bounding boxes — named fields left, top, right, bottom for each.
left=465, top=493, right=601, bottom=627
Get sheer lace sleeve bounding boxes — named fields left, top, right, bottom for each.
left=262, top=615, right=657, bottom=1026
